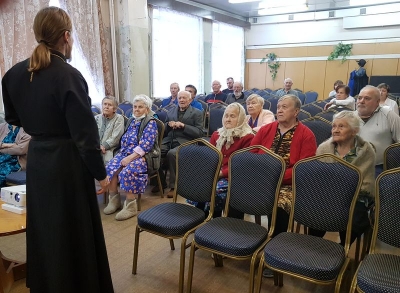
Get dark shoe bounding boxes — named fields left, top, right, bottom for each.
left=263, top=268, right=274, bottom=278
left=151, top=185, right=166, bottom=193
left=167, top=188, right=175, bottom=198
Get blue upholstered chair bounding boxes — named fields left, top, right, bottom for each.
left=186, top=146, right=285, bottom=293
left=313, top=100, right=328, bottom=109
left=118, top=101, right=133, bottom=114
left=256, top=154, right=361, bottom=293
left=315, top=109, right=338, bottom=123
left=207, top=104, right=226, bottom=136
left=263, top=99, right=271, bottom=110
left=301, top=103, right=323, bottom=117
left=132, top=139, right=222, bottom=293
left=304, top=91, right=319, bottom=104
left=6, top=170, right=27, bottom=185
left=350, top=168, right=400, bottom=293
left=116, top=107, right=124, bottom=115
left=91, top=105, right=101, bottom=115
left=124, top=107, right=132, bottom=118
left=297, top=92, right=306, bottom=105
left=267, top=97, right=279, bottom=115
left=297, top=109, right=311, bottom=121
left=301, top=118, right=332, bottom=146
left=383, top=142, right=400, bottom=170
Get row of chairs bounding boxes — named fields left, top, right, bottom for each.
left=131, top=140, right=400, bottom=293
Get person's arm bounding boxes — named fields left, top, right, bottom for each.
left=209, top=131, right=218, bottom=146
left=2, top=73, right=22, bottom=127
left=335, top=96, right=354, bottom=106
left=103, top=115, right=124, bottom=150
left=253, top=110, right=275, bottom=132
left=392, top=101, right=399, bottom=115
left=387, top=110, right=400, bottom=143
left=0, top=129, right=31, bottom=155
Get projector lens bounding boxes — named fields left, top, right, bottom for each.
left=14, top=193, right=20, bottom=202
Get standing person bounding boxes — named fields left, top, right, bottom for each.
left=1, top=7, right=114, bottom=293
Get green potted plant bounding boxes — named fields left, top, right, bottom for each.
left=260, top=52, right=281, bottom=81
left=328, top=42, right=353, bottom=63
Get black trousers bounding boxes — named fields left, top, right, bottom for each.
left=268, top=208, right=290, bottom=238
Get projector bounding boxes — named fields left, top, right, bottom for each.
left=1, top=185, right=26, bottom=207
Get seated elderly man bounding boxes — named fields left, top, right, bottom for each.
left=246, top=94, right=275, bottom=132
left=185, top=84, right=204, bottom=111
left=356, top=85, right=400, bottom=176
left=158, top=90, right=204, bottom=198
left=222, top=77, right=234, bottom=95
left=275, top=78, right=299, bottom=97
left=161, top=82, right=180, bottom=108
left=225, top=81, right=247, bottom=104
left=204, top=80, right=227, bottom=103
left=95, top=96, right=124, bottom=164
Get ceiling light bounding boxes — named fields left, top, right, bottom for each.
left=228, top=0, right=261, bottom=3
left=258, top=1, right=308, bottom=15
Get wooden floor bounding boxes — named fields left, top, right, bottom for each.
left=0, top=184, right=373, bottom=293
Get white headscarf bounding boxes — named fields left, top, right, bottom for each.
left=215, top=102, right=253, bottom=150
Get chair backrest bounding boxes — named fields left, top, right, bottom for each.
left=124, top=107, right=133, bottom=118
left=263, top=99, right=271, bottom=110
left=297, top=109, right=311, bottom=121
left=153, top=98, right=163, bottom=107
left=155, top=110, right=167, bottom=123
left=297, top=92, right=306, bottom=105
left=372, top=168, right=400, bottom=250
left=267, top=97, right=279, bottom=114
left=116, top=107, right=124, bottom=115
left=384, top=142, right=400, bottom=170
left=197, top=99, right=208, bottom=112
left=208, top=105, right=226, bottom=135
left=227, top=146, right=285, bottom=217
left=91, top=105, right=101, bottom=114
left=301, top=104, right=323, bottom=116
left=195, top=94, right=206, bottom=101
left=304, top=91, right=319, bottom=104
left=315, top=109, right=337, bottom=122
left=118, top=101, right=133, bottom=114
left=313, top=100, right=327, bottom=109
left=154, top=118, right=165, bottom=150
left=301, top=119, right=332, bottom=145
left=291, top=154, right=361, bottom=234
left=175, top=139, right=222, bottom=204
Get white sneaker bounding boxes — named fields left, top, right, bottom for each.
left=115, top=199, right=138, bottom=221
left=103, top=193, right=121, bottom=215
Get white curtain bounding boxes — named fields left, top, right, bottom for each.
left=152, top=7, right=203, bottom=98
left=211, top=22, right=244, bottom=89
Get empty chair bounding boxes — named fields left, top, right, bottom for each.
left=297, top=92, right=306, bottom=105
left=256, top=154, right=362, bottom=293
left=302, top=118, right=332, bottom=146
left=195, top=94, right=206, bottom=101
left=313, top=100, right=328, bottom=109
left=186, top=146, right=285, bottom=293
left=264, top=88, right=272, bottom=93
left=297, top=109, right=311, bottom=121
left=383, top=142, right=400, bottom=170
left=315, top=109, right=338, bottom=122
left=350, top=168, right=400, bottom=293
left=118, top=101, right=133, bottom=114
left=304, top=91, right=319, bottom=104
left=300, top=104, right=323, bottom=117
left=263, top=99, right=271, bottom=110
left=91, top=105, right=101, bottom=115
left=132, top=139, right=222, bottom=293
left=267, top=97, right=279, bottom=115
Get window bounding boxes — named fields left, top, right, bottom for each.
left=152, top=7, right=203, bottom=98
left=211, top=22, right=244, bottom=89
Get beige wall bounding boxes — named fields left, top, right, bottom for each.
left=245, top=42, right=400, bottom=99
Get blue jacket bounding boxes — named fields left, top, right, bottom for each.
left=161, top=96, right=178, bottom=108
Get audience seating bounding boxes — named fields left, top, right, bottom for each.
left=301, top=118, right=332, bottom=146
left=207, top=104, right=226, bottom=136
left=153, top=99, right=163, bottom=108
left=186, top=146, right=285, bottom=293
left=267, top=97, right=279, bottom=114
left=91, top=105, right=101, bottom=115
left=6, top=171, right=27, bottom=186
left=300, top=104, right=323, bottom=117
left=304, top=91, right=319, bottom=104
left=263, top=100, right=271, bottom=110
left=116, top=107, right=124, bottom=115
left=294, top=88, right=303, bottom=93
left=118, top=101, right=133, bottom=114
left=383, top=142, right=400, bottom=170
left=124, top=107, right=132, bottom=118
left=297, top=92, right=306, bottom=105
left=137, top=118, right=165, bottom=211
left=350, top=168, right=400, bottom=293
left=297, top=109, right=311, bottom=121
left=313, top=100, right=328, bottom=109
left=132, top=139, right=222, bottom=293
left=256, top=154, right=361, bottom=293
left=314, top=109, right=338, bottom=122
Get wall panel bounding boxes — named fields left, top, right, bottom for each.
left=247, top=62, right=267, bottom=90
left=324, top=60, right=349, bottom=99
left=265, top=62, right=286, bottom=90
left=371, top=59, right=399, bottom=76
left=375, top=42, right=400, bottom=54
left=303, top=61, right=327, bottom=97
left=283, top=61, right=305, bottom=92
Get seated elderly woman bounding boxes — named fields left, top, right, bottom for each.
left=251, top=94, right=317, bottom=236
left=377, top=83, right=399, bottom=115
left=103, top=95, right=158, bottom=221
left=246, top=94, right=275, bottom=132
left=308, top=110, right=375, bottom=245
left=0, top=123, right=31, bottom=187
left=95, top=96, right=124, bottom=164
left=189, top=102, right=254, bottom=218
left=324, top=85, right=355, bottom=111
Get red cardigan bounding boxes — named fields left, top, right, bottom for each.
left=250, top=121, right=317, bottom=185
left=210, top=131, right=254, bottom=178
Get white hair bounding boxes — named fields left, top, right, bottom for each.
left=132, top=94, right=152, bottom=109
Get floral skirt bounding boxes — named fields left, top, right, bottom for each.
left=187, top=178, right=228, bottom=212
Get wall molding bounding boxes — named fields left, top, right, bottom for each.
left=246, top=54, right=400, bottom=63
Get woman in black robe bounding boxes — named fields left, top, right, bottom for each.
left=1, top=7, right=114, bottom=293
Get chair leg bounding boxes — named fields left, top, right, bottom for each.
left=186, top=242, right=196, bottom=293
left=249, top=252, right=259, bottom=293
left=278, top=272, right=283, bottom=287
left=213, top=254, right=223, bottom=267
left=255, top=254, right=265, bottom=293
left=295, top=222, right=301, bottom=233
left=156, top=173, right=164, bottom=198
left=169, top=239, right=175, bottom=250
left=179, top=233, right=191, bottom=293
left=361, top=228, right=372, bottom=261
left=349, top=261, right=361, bottom=293
left=137, top=194, right=142, bottom=211
left=355, top=235, right=361, bottom=264
left=132, top=225, right=141, bottom=274
left=255, top=215, right=261, bottom=225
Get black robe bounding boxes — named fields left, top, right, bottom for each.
left=1, top=50, right=114, bottom=293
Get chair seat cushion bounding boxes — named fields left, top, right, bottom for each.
left=264, top=232, right=345, bottom=281
left=357, top=254, right=400, bottom=293
left=194, top=217, right=269, bottom=256
left=137, top=202, right=205, bottom=236
left=6, top=171, right=27, bottom=185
